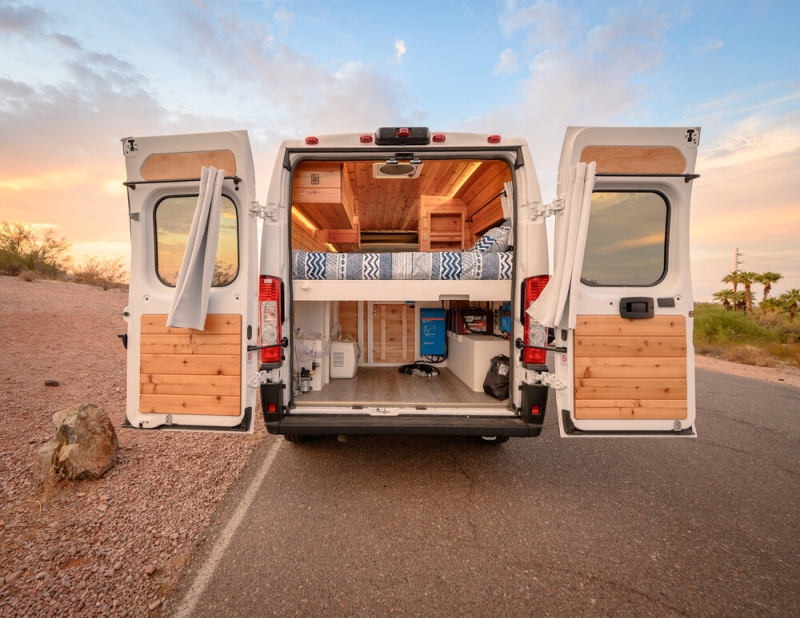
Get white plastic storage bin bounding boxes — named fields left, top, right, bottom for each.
left=330, top=340, right=359, bottom=379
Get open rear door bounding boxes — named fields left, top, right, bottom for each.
left=122, top=131, right=258, bottom=431
left=550, top=127, right=700, bottom=437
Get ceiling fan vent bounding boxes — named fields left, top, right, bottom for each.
left=373, top=161, right=423, bottom=179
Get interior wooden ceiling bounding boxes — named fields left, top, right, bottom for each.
left=294, top=159, right=511, bottom=232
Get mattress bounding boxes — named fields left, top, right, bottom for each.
left=292, top=250, right=513, bottom=281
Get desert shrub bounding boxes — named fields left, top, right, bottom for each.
left=17, top=269, right=38, bottom=282
left=0, top=221, right=71, bottom=278
left=694, top=303, right=778, bottom=346
left=73, top=256, right=129, bottom=290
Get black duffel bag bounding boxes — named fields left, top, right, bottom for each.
left=483, top=354, right=510, bottom=400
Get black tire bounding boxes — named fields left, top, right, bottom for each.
left=284, top=434, right=313, bottom=443
left=479, top=435, right=510, bottom=444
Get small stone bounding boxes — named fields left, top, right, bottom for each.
left=44, top=380, right=60, bottom=387
left=144, top=564, right=156, bottom=576
left=148, top=599, right=161, bottom=611
left=97, top=504, right=108, bottom=512
left=61, top=575, right=71, bottom=588
left=6, top=570, right=23, bottom=585
left=114, top=562, right=122, bottom=571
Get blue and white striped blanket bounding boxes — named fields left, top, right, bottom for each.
left=292, top=251, right=513, bottom=281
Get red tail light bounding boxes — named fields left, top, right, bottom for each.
left=530, top=405, right=541, bottom=416
left=523, top=275, right=549, bottom=366
left=259, top=276, right=282, bottom=365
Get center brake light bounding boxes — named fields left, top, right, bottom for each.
left=522, top=275, right=550, bottom=366
left=259, top=276, right=283, bottom=366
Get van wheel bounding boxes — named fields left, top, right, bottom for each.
left=480, top=435, right=510, bottom=444
left=284, top=434, right=313, bottom=443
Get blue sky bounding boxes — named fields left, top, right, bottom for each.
left=0, top=0, right=798, bottom=301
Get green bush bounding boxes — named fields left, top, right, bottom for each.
left=694, top=303, right=779, bottom=346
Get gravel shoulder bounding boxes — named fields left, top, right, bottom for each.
left=0, top=276, right=264, bottom=617
left=2, top=276, right=796, bottom=617
left=695, top=353, right=800, bottom=388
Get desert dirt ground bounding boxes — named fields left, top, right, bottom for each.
left=0, top=276, right=263, bottom=617
left=1, top=275, right=798, bottom=617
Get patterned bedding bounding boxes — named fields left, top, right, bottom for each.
left=292, top=250, right=513, bottom=281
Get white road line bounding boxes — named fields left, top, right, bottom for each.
left=173, top=439, right=283, bottom=618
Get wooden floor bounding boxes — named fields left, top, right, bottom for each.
left=294, top=367, right=506, bottom=408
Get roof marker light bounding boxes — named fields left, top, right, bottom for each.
left=396, top=128, right=411, bottom=138
left=305, top=136, right=319, bottom=145
left=360, top=134, right=373, bottom=143
left=432, top=133, right=446, bottom=143
left=487, top=135, right=502, bottom=144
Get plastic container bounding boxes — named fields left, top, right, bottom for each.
left=330, top=340, right=359, bottom=379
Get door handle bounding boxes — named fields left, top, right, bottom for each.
left=619, top=297, right=654, bottom=319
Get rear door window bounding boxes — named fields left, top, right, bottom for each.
left=581, top=191, right=668, bottom=286
left=154, top=195, right=239, bottom=286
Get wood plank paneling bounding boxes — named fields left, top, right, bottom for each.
left=141, top=150, right=236, bottom=181
left=574, top=335, right=686, bottom=358
left=371, top=304, right=415, bottom=363
left=140, top=374, right=240, bottom=396
left=139, top=314, right=241, bottom=416
left=139, top=394, right=240, bottom=416
left=575, top=315, right=686, bottom=336
left=575, top=357, right=686, bottom=379
left=580, top=146, right=686, bottom=174
left=574, top=315, right=687, bottom=420
left=141, top=314, right=240, bottom=334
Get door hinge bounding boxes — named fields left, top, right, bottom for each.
left=247, top=369, right=281, bottom=388
left=250, top=200, right=278, bottom=221
left=530, top=198, right=564, bottom=220
left=530, top=371, right=567, bottom=390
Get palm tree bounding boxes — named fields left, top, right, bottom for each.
left=712, top=289, right=735, bottom=311
left=721, top=270, right=744, bottom=294
left=754, top=271, right=783, bottom=300
left=731, top=290, right=746, bottom=312
left=737, top=271, right=758, bottom=315
left=759, top=297, right=783, bottom=317
left=779, top=289, right=800, bottom=323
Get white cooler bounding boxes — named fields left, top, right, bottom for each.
left=330, top=340, right=359, bottom=379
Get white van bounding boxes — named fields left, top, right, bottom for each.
left=121, top=126, right=700, bottom=440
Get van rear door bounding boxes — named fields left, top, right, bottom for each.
left=122, top=131, right=258, bottom=431
left=544, top=127, right=700, bottom=436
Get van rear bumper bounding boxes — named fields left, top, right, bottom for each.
left=266, top=415, right=543, bottom=437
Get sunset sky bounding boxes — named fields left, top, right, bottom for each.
left=1, top=0, right=798, bottom=301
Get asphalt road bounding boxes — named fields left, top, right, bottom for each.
left=168, top=368, right=800, bottom=617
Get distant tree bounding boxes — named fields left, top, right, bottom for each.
left=738, top=271, right=758, bottom=315
left=73, top=256, right=128, bottom=290
left=0, top=221, right=71, bottom=278
left=754, top=271, right=783, bottom=300
left=759, top=297, right=783, bottom=317
left=722, top=270, right=745, bottom=294
left=212, top=260, right=237, bottom=286
left=712, top=289, right=735, bottom=311
left=780, top=289, right=800, bottom=323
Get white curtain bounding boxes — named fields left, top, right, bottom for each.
left=527, top=161, right=596, bottom=330
left=166, top=166, right=225, bottom=330
left=500, top=180, right=513, bottom=221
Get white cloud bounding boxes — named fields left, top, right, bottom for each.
left=692, top=37, right=723, bottom=56
left=394, top=38, right=407, bottom=62
left=273, top=8, right=294, bottom=25
left=493, top=48, right=519, bottom=74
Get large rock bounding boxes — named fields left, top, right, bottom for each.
left=37, top=403, right=118, bottom=481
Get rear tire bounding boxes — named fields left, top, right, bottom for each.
left=284, top=434, right=313, bottom=443
left=480, top=435, right=510, bottom=444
